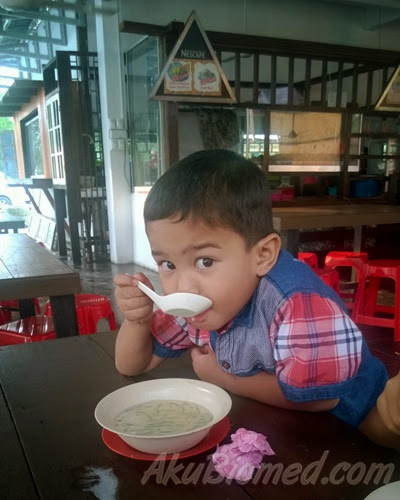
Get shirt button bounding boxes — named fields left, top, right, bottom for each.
left=221, top=360, right=231, bottom=370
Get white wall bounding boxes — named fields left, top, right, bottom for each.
left=96, top=0, right=400, bottom=265
left=132, top=190, right=157, bottom=271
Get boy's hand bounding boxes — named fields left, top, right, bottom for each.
left=114, top=272, right=154, bottom=325
left=377, top=370, right=400, bottom=435
left=191, top=344, right=231, bottom=387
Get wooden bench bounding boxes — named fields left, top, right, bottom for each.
left=27, top=213, right=57, bottom=251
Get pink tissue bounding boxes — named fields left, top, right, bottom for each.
left=212, top=428, right=275, bottom=481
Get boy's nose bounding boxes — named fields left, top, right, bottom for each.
left=175, top=273, right=200, bottom=295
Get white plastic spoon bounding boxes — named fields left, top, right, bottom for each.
left=136, top=280, right=212, bottom=317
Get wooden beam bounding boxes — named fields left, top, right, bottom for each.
left=271, top=55, right=277, bottom=106
left=119, top=21, right=167, bottom=37
left=252, top=53, right=259, bottom=103
left=304, top=59, right=311, bottom=106
left=321, top=60, right=327, bottom=106
left=336, top=61, right=343, bottom=108
left=352, top=64, right=359, bottom=106
left=235, top=52, right=241, bottom=102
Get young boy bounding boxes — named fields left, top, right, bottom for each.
left=114, top=149, right=400, bottom=449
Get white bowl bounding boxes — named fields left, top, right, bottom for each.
left=364, top=481, right=400, bottom=500
left=94, top=378, right=232, bottom=454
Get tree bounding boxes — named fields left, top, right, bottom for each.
left=0, top=117, right=13, bottom=131
left=0, top=117, right=15, bottom=176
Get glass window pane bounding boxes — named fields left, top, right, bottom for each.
left=269, top=111, right=342, bottom=172
left=23, top=114, right=44, bottom=177
left=126, top=36, right=162, bottom=187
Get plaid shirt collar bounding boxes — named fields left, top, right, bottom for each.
left=217, top=281, right=259, bottom=335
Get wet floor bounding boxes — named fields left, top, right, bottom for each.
left=66, top=259, right=162, bottom=328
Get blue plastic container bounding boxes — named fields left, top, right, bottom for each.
left=349, top=179, right=380, bottom=198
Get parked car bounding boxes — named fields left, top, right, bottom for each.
left=0, top=172, right=30, bottom=207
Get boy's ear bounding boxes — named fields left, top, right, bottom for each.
left=254, top=233, right=281, bottom=276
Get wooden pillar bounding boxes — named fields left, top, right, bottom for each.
left=57, top=52, right=82, bottom=264
left=339, top=112, right=351, bottom=198
left=53, top=188, right=67, bottom=257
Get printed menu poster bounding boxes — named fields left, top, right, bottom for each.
left=375, top=65, right=400, bottom=111
left=150, top=11, right=235, bottom=103
left=164, top=57, right=221, bottom=97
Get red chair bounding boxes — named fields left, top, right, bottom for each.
left=298, top=252, right=318, bottom=270
left=0, top=316, right=55, bottom=346
left=352, top=260, right=400, bottom=341
left=324, top=251, right=368, bottom=308
left=45, top=294, right=117, bottom=335
left=0, top=298, right=41, bottom=321
left=314, top=268, right=340, bottom=294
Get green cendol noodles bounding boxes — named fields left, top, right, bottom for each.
left=113, top=399, right=214, bottom=436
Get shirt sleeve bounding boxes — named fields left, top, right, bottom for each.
left=151, top=309, right=194, bottom=358
left=270, top=292, right=363, bottom=402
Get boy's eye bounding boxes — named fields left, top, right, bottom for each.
left=159, top=261, right=175, bottom=271
left=196, top=258, right=214, bottom=269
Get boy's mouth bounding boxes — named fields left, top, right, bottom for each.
left=187, top=309, right=209, bottom=323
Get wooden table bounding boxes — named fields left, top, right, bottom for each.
left=0, top=212, right=25, bottom=234
left=1, top=331, right=398, bottom=499
left=273, top=204, right=400, bottom=256
left=0, top=234, right=81, bottom=337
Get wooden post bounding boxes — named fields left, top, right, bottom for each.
left=57, top=52, right=82, bottom=264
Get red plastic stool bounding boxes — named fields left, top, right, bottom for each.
left=324, top=251, right=369, bottom=308
left=0, top=308, right=11, bottom=322
left=314, top=268, right=340, bottom=294
left=298, top=252, right=318, bottom=270
left=352, top=259, right=400, bottom=342
left=0, top=298, right=41, bottom=317
left=0, top=309, right=6, bottom=325
left=352, top=260, right=400, bottom=341
left=45, top=294, right=117, bottom=335
left=0, top=316, right=55, bottom=346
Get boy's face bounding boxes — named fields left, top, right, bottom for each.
left=146, top=217, right=267, bottom=331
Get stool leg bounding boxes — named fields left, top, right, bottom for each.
left=108, top=313, right=117, bottom=331
left=77, top=309, right=94, bottom=335
left=352, top=268, right=367, bottom=322
left=365, top=277, right=380, bottom=316
left=34, top=298, right=41, bottom=314
left=0, top=309, right=12, bottom=322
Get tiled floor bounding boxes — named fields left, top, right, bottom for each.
left=66, top=259, right=400, bottom=379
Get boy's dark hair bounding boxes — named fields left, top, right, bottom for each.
left=144, top=149, right=274, bottom=248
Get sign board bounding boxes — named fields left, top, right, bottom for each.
left=149, top=11, right=236, bottom=103
left=375, top=65, right=400, bottom=111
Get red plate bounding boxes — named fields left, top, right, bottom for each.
left=102, top=416, right=231, bottom=461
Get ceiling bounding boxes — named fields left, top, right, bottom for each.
left=0, top=1, right=116, bottom=111
left=0, top=2, right=115, bottom=74
left=0, top=2, right=85, bottom=80
left=0, top=0, right=397, bottom=81
left=0, top=78, right=42, bottom=116
left=316, top=0, right=400, bottom=29
left=319, top=0, right=400, bottom=7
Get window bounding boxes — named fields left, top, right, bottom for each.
left=269, top=111, right=342, bottom=172
left=21, top=111, right=44, bottom=178
left=46, top=93, right=65, bottom=184
left=126, top=36, right=163, bottom=187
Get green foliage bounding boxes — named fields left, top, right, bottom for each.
left=0, top=117, right=13, bottom=131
